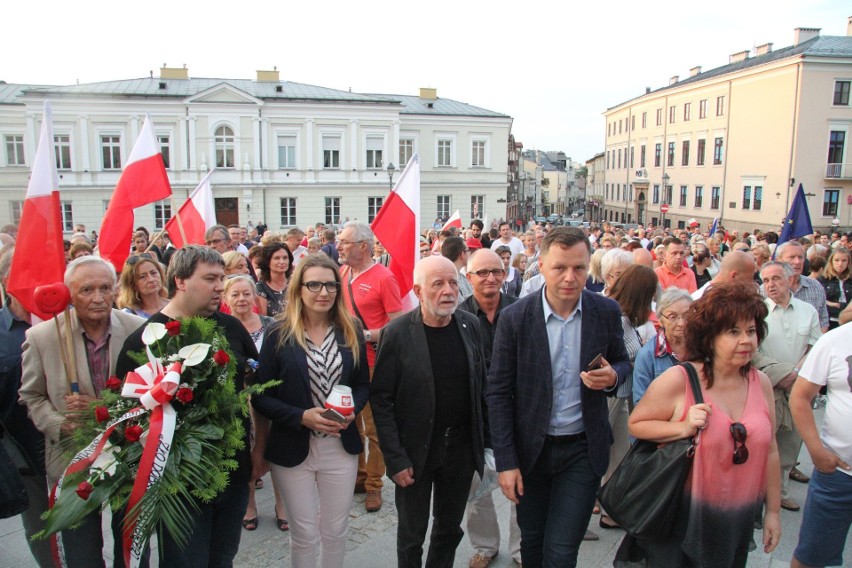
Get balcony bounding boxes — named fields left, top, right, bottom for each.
left=826, top=163, right=852, bottom=179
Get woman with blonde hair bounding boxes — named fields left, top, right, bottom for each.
left=116, top=253, right=169, bottom=318
left=819, top=246, right=851, bottom=329
left=253, top=254, right=370, bottom=568
left=222, top=250, right=250, bottom=275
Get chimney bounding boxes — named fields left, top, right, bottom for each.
left=645, top=87, right=651, bottom=94
left=690, top=66, right=702, bottom=77
left=729, top=50, right=749, bottom=64
left=669, top=75, right=679, bottom=85
left=419, top=87, right=437, bottom=99
left=847, top=16, right=851, bottom=36
left=159, top=65, right=188, bottom=80
left=256, top=68, right=280, bottom=82
left=794, top=27, right=820, bottom=46
left=754, top=43, right=773, bottom=56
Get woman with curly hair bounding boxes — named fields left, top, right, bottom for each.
left=116, top=253, right=169, bottom=318
left=255, top=242, right=293, bottom=317
left=616, top=282, right=781, bottom=567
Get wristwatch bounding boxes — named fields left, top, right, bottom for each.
left=364, top=330, right=372, bottom=342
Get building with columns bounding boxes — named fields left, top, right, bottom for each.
left=602, top=19, right=852, bottom=233
left=0, top=67, right=512, bottom=234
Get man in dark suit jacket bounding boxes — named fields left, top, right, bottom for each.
left=372, top=255, right=486, bottom=568
left=486, top=227, right=631, bottom=568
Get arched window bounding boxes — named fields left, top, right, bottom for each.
left=215, top=125, right=234, bottom=168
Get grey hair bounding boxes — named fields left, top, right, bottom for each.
left=807, top=244, right=827, bottom=259
left=655, top=287, right=693, bottom=318
left=0, top=246, right=14, bottom=283
left=760, top=260, right=794, bottom=279
left=166, top=245, right=225, bottom=296
left=307, top=237, right=322, bottom=247
left=601, top=248, right=633, bottom=279
left=343, top=221, right=374, bottom=243
left=204, top=224, right=230, bottom=243
left=775, top=240, right=803, bottom=259
left=64, top=256, right=117, bottom=288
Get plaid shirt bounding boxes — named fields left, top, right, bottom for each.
left=793, top=276, right=829, bottom=329
left=82, top=326, right=111, bottom=395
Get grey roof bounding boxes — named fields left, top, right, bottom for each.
left=611, top=34, right=852, bottom=109
left=0, top=82, right=56, bottom=105
left=368, top=93, right=509, bottom=118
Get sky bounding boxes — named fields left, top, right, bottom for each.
left=3, top=0, right=849, bottom=163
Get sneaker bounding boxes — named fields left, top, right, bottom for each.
left=583, top=529, right=600, bottom=541
left=365, top=490, right=383, bottom=512
left=469, top=553, right=495, bottom=568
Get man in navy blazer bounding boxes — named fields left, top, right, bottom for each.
left=486, top=227, right=630, bottom=568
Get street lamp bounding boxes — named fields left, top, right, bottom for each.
left=661, top=172, right=670, bottom=229
left=386, top=162, right=396, bottom=190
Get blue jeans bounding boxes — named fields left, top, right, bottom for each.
left=794, top=468, right=852, bottom=567
left=159, top=481, right=249, bottom=568
left=516, top=435, right=600, bottom=568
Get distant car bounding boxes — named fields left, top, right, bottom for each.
left=535, top=216, right=547, bottom=223
left=547, top=214, right=560, bottom=223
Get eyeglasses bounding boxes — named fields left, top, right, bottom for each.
left=730, top=422, right=749, bottom=465
left=303, top=281, right=341, bottom=293
left=206, top=238, right=226, bottom=246
left=338, top=239, right=367, bottom=248
left=470, top=268, right=506, bottom=279
left=662, top=313, right=688, bottom=322
left=126, top=253, right=153, bottom=265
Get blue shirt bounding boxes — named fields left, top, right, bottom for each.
left=542, top=287, right=584, bottom=435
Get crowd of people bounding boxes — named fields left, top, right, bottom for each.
left=0, top=215, right=851, bottom=568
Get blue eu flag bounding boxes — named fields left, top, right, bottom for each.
left=778, top=184, right=813, bottom=246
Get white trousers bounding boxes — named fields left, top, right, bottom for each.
left=466, top=472, right=522, bottom=562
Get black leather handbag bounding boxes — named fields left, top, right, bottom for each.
left=598, top=362, right=703, bottom=541
left=0, top=441, right=29, bottom=519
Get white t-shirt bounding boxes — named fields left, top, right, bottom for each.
left=798, top=324, right=852, bottom=476
left=491, top=236, right=524, bottom=259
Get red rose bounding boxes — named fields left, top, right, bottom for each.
left=106, top=376, right=122, bottom=392
left=213, top=350, right=230, bottom=367
left=124, top=424, right=143, bottom=443
left=94, top=406, right=110, bottom=423
left=165, top=321, right=181, bottom=336
left=176, top=388, right=194, bottom=403
left=76, top=481, right=93, bottom=500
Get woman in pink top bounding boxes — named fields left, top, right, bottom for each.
left=615, top=283, right=781, bottom=567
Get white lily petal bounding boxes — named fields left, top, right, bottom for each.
left=91, top=443, right=119, bottom=478
left=141, top=323, right=168, bottom=345
left=179, top=343, right=211, bottom=367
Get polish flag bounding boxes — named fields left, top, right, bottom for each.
left=98, top=116, right=172, bottom=271
left=440, top=210, right=462, bottom=232
left=371, top=154, right=420, bottom=298
left=7, top=102, right=67, bottom=321
left=165, top=171, right=216, bottom=248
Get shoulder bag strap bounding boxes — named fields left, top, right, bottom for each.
left=679, top=362, right=705, bottom=457
left=342, top=266, right=369, bottom=329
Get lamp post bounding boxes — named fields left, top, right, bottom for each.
left=386, top=162, right=396, bottom=190
left=661, top=172, right=670, bottom=229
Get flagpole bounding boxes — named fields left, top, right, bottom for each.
left=171, top=193, right=188, bottom=245
left=145, top=227, right=168, bottom=254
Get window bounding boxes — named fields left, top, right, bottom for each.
left=277, top=135, right=296, bottom=169
left=368, top=197, right=383, bottom=223
left=60, top=201, right=73, bottom=231
left=154, top=201, right=171, bottom=229
left=399, top=138, right=414, bottom=166
left=833, top=81, right=850, bottom=106
left=470, top=195, right=484, bottom=220
left=679, top=186, right=688, bottom=207
left=694, top=185, right=704, bottom=208
left=618, top=120, right=622, bottom=134
left=753, top=186, right=762, bottom=210
left=823, top=189, right=840, bottom=216
left=607, top=123, right=611, bottom=137
left=665, top=185, right=673, bottom=205
left=157, top=135, right=170, bottom=169
left=616, top=185, right=621, bottom=201
left=437, top=139, right=453, bottom=167
left=669, top=106, right=676, bottom=124
left=630, top=147, right=635, bottom=169
left=4, top=135, right=24, bottom=166
left=471, top=140, right=487, bottom=167
left=681, top=140, right=690, bottom=166
left=280, top=197, right=297, bottom=226
left=683, top=103, right=691, bottom=121
left=437, top=195, right=451, bottom=219
left=322, top=136, right=341, bottom=169
left=101, top=135, right=121, bottom=170
left=711, top=186, right=721, bottom=209
left=699, top=99, right=707, bottom=119
left=713, top=137, right=724, bottom=165
left=652, top=184, right=660, bottom=204
left=54, top=135, right=71, bottom=170
left=10, top=201, right=23, bottom=225
left=656, top=108, right=663, bottom=126
left=366, top=136, right=383, bottom=169
left=606, top=152, right=610, bottom=169
left=716, top=95, right=725, bottom=116
left=742, top=186, right=752, bottom=210
left=654, top=143, right=661, bottom=167
left=667, top=142, right=675, bottom=167
left=631, top=116, right=635, bottom=131
left=642, top=112, right=647, bottom=128
left=828, top=131, right=845, bottom=166
left=324, top=197, right=340, bottom=225
left=697, top=139, right=706, bottom=166
left=606, top=184, right=610, bottom=199
left=617, top=149, right=621, bottom=169
left=214, top=126, right=234, bottom=169
left=640, top=145, right=646, bottom=168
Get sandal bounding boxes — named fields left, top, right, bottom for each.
left=276, top=516, right=289, bottom=532
left=599, top=515, right=620, bottom=529
left=255, top=478, right=264, bottom=489
left=242, top=517, right=258, bottom=531
left=592, top=500, right=601, bottom=515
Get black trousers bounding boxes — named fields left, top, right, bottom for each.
left=395, top=429, right=475, bottom=568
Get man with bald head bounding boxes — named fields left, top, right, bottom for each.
left=631, top=246, right=653, bottom=268
left=691, top=250, right=757, bottom=299
left=372, top=255, right=486, bottom=567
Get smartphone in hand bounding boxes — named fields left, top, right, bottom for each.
left=588, top=353, right=604, bottom=371
left=320, top=407, right=347, bottom=424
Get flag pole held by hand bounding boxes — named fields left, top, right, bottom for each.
left=34, top=283, right=78, bottom=394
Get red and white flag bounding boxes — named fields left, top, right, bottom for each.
left=98, top=116, right=172, bottom=271
left=440, top=210, right=462, bottom=232
left=371, top=154, right=420, bottom=298
left=165, top=171, right=216, bottom=248
left=7, top=101, right=66, bottom=321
